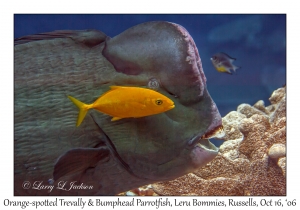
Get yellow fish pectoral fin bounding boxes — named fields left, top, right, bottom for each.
left=111, top=117, right=123, bottom=121
left=130, top=102, right=147, bottom=110
left=68, top=96, right=89, bottom=127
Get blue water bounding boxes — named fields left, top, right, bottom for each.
left=14, top=14, right=286, bottom=146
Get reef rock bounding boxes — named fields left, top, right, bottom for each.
left=152, top=86, right=286, bottom=196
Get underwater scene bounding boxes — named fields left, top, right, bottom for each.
left=14, top=14, right=286, bottom=196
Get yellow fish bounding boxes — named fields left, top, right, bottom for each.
left=68, top=86, right=175, bottom=126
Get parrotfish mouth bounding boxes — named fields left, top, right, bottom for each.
left=190, top=139, right=219, bottom=167
left=188, top=125, right=225, bottom=167
left=188, top=124, right=224, bottom=146
left=200, top=124, right=224, bottom=139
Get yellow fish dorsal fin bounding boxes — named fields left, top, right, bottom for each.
left=97, top=86, right=124, bottom=99
left=109, top=86, right=124, bottom=90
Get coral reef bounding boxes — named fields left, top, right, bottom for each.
left=151, top=87, right=286, bottom=196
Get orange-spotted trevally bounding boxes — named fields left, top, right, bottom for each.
left=211, top=52, right=240, bottom=74
left=14, top=21, right=223, bottom=195
left=68, top=86, right=175, bottom=126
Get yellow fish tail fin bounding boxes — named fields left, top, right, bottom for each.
left=68, top=96, right=90, bottom=127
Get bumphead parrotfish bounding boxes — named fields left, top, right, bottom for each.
left=14, top=21, right=223, bottom=195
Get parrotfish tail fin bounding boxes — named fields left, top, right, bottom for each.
left=68, top=96, right=89, bottom=127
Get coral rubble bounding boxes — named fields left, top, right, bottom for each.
left=152, top=87, right=286, bottom=196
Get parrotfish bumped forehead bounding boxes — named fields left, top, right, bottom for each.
left=102, top=22, right=207, bottom=105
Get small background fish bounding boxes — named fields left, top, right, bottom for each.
left=211, top=52, right=240, bottom=74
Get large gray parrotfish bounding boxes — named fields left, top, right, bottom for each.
left=14, top=21, right=224, bottom=195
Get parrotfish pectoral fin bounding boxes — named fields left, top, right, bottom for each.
left=68, top=96, right=89, bottom=127
left=111, top=117, right=123, bottom=121
left=53, top=147, right=110, bottom=181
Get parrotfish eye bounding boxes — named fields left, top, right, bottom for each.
left=147, top=78, right=160, bottom=90
left=155, top=99, right=163, bottom=105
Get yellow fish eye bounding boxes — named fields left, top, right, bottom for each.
left=155, top=99, right=163, bottom=105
